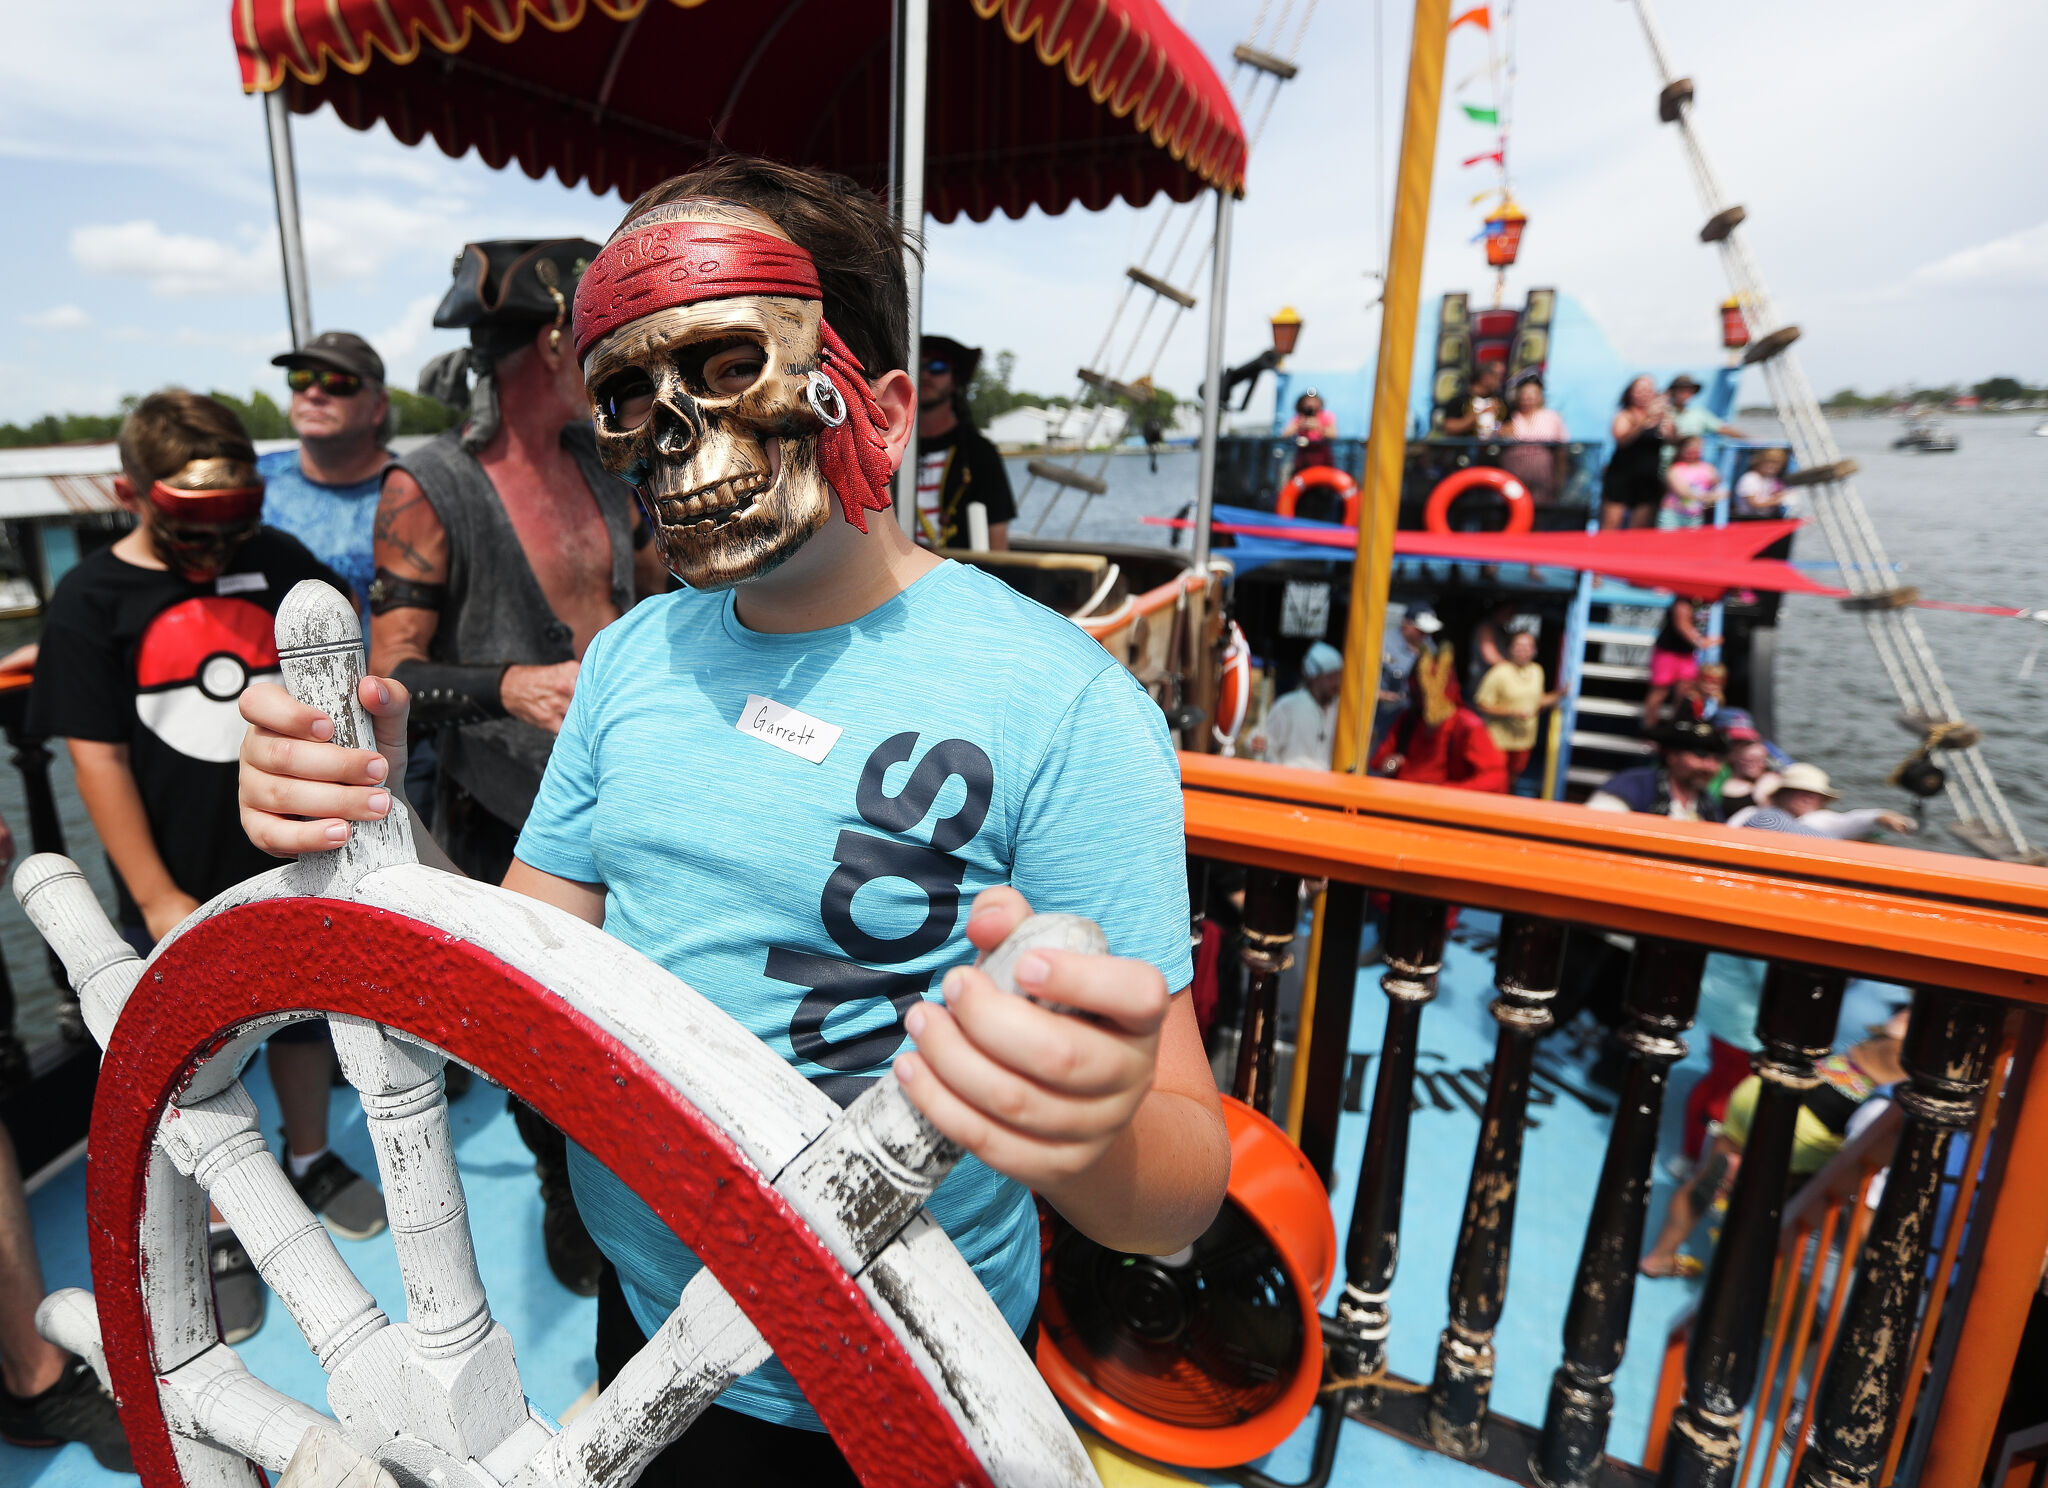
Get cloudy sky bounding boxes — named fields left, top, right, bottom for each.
left=2, top=0, right=2043, bottom=428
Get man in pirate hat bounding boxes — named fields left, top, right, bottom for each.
left=1586, top=716, right=1729, bottom=822
left=911, top=334, right=1015, bottom=548
left=243, top=157, right=1226, bottom=1483
left=373, top=239, right=669, bottom=1294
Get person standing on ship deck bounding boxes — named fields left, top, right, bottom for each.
left=1599, top=375, right=1674, bottom=530
left=238, top=157, right=1229, bottom=1488
left=258, top=331, right=393, bottom=613
left=1584, top=718, right=1727, bottom=822
left=1665, top=372, right=1744, bottom=452
left=1474, top=630, right=1561, bottom=786
left=1251, top=640, right=1343, bottom=771
left=371, top=238, right=669, bottom=1297
left=912, top=335, right=1014, bottom=549
left=30, top=391, right=385, bottom=1348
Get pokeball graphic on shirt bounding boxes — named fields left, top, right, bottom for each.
left=133, top=597, right=283, bottom=764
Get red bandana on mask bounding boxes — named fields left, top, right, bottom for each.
left=572, top=221, right=896, bottom=533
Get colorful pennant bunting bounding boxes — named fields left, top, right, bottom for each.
left=1451, top=6, right=1492, bottom=32
left=1461, top=104, right=1499, bottom=124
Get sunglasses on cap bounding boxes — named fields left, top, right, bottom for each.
left=922, top=359, right=951, bottom=376
left=286, top=366, right=366, bottom=397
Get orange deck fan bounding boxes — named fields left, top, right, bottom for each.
left=1037, top=1098, right=1337, bottom=1468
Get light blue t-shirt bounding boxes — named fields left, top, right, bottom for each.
left=515, top=559, right=1193, bottom=1430
left=257, top=449, right=385, bottom=609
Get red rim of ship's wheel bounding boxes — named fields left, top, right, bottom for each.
left=88, top=897, right=991, bottom=1488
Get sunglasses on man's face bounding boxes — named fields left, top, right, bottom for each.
left=923, top=359, right=951, bottom=377
left=286, top=367, right=365, bottom=398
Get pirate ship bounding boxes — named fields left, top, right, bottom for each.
left=10, top=4, right=2048, bottom=1488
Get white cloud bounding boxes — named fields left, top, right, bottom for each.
left=21, top=303, right=90, bottom=330
left=1906, top=222, right=2048, bottom=294
left=71, top=219, right=276, bottom=297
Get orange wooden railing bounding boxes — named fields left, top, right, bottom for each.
left=1179, top=755, right=2048, bottom=1486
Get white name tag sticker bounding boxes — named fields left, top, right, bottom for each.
left=217, top=572, right=267, bottom=596
left=737, top=694, right=842, bottom=765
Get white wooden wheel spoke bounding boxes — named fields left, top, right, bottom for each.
left=158, top=1344, right=337, bottom=1473
left=157, top=1082, right=391, bottom=1372
left=512, top=1273, right=770, bottom=1488
left=328, top=1016, right=493, bottom=1356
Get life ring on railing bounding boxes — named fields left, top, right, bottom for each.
left=1275, top=466, right=1360, bottom=526
left=1424, top=465, right=1535, bottom=535
left=19, top=582, right=1097, bottom=1488
left=1213, top=621, right=1251, bottom=756
left=1036, top=1098, right=1336, bottom=1468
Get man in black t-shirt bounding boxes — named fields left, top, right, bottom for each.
left=912, top=335, right=1016, bottom=549
left=26, top=390, right=385, bottom=1345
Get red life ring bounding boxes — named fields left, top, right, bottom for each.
left=1424, top=466, right=1535, bottom=535
left=1275, top=465, right=1360, bottom=525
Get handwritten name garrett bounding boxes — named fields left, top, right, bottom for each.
left=748, top=702, right=817, bottom=749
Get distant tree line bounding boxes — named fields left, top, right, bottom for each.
left=966, top=350, right=1181, bottom=429
left=0, top=387, right=458, bottom=449
left=1821, top=376, right=2047, bottom=412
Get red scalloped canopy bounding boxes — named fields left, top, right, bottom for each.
left=233, top=0, right=1247, bottom=223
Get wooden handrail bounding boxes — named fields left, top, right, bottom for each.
left=1181, top=755, right=2048, bottom=1003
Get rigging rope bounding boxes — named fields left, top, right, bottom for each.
left=1626, top=0, right=2034, bottom=860
left=1019, top=4, right=1317, bottom=534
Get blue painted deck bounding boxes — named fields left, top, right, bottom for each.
left=15, top=911, right=1903, bottom=1488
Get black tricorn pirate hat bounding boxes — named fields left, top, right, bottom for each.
left=434, top=239, right=602, bottom=335
left=921, top=335, right=983, bottom=387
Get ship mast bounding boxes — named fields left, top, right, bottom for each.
left=1332, top=0, right=1452, bottom=773
left=1627, top=0, right=2036, bottom=863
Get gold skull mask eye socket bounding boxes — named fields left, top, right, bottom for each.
left=593, top=336, right=771, bottom=433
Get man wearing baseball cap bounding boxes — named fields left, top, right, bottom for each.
left=259, top=331, right=394, bottom=611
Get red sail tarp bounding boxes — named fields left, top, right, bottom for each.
left=232, top=0, right=1247, bottom=221
left=1147, top=516, right=1849, bottom=599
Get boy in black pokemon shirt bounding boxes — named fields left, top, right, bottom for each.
left=28, top=390, right=386, bottom=1346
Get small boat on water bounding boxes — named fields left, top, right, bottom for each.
left=2032, top=417, right=2048, bottom=437
left=1893, top=416, right=1959, bottom=452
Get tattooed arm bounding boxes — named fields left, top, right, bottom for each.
left=370, top=469, right=580, bottom=733
left=369, top=469, right=448, bottom=677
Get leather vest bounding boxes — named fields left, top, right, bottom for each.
left=398, top=426, right=634, bottom=828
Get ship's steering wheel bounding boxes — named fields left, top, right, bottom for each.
left=22, top=582, right=1101, bottom=1488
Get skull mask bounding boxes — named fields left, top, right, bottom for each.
left=576, top=202, right=891, bottom=591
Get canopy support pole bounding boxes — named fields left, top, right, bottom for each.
left=891, top=0, right=930, bottom=537
left=1331, top=0, right=1450, bottom=774
left=263, top=89, right=314, bottom=351
left=1191, top=188, right=1235, bottom=576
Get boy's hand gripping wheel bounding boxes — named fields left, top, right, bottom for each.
left=18, top=581, right=1104, bottom=1488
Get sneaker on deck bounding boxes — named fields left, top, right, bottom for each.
left=209, top=1229, right=267, bottom=1345
left=0, top=1355, right=135, bottom=1472
left=290, top=1150, right=388, bottom=1241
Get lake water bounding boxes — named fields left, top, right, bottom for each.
left=4, top=417, right=2040, bottom=1042
left=1004, top=413, right=2048, bottom=853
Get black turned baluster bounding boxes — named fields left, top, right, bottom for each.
left=1793, top=988, right=2002, bottom=1488
left=1425, top=914, right=1569, bottom=1457
left=1298, top=880, right=1369, bottom=1187
left=1334, top=894, right=1450, bottom=1408
left=1536, top=938, right=1708, bottom=1488
left=1232, top=869, right=1301, bottom=1116
left=1658, top=961, right=1847, bottom=1488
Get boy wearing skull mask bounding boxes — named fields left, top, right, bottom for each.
left=240, top=158, right=1229, bottom=1481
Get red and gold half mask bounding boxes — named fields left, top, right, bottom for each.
left=136, top=457, right=265, bottom=580
left=573, top=201, right=895, bottom=591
